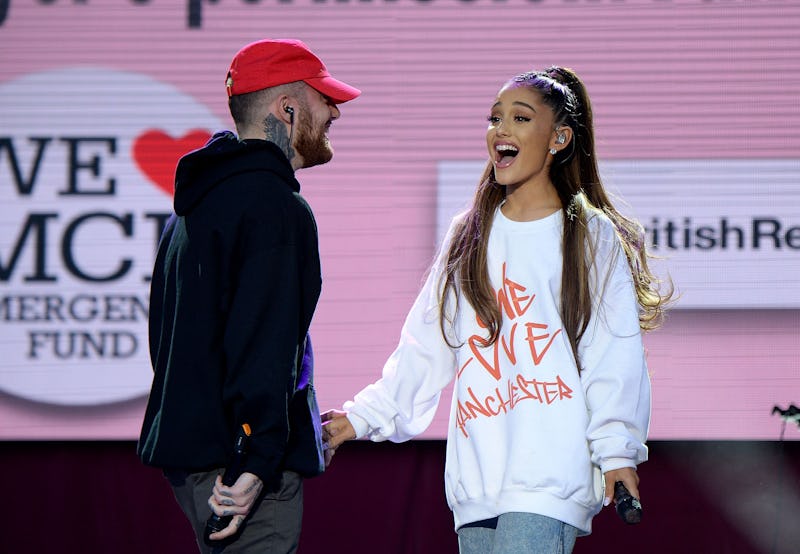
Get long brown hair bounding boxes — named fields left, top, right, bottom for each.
left=439, top=67, right=672, bottom=371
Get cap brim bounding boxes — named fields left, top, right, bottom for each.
left=305, top=75, right=361, bottom=104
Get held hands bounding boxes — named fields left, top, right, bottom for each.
left=207, top=471, right=263, bottom=541
left=321, top=409, right=357, bottom=466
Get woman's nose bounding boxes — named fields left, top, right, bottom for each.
left=494, top=120, right=510, bottom=136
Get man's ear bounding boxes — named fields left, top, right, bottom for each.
left=275, top=95, right=295, bottom=124
left=550, top=126, right=574, bottom=153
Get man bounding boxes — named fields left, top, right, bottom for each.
left=138, top=39, right=360, bottom=553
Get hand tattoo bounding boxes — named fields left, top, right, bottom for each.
left=244, top=481, right=262, bottom=495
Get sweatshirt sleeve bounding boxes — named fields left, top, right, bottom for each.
left=344, top=222, right=460, bottom=443
left=221, top=198, right=305, bottom=485
left=579, top=217, right=651, bottom=474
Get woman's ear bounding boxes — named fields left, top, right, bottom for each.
left=550, top=126, right=574, bottom=153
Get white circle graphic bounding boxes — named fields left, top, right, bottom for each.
left=0, top=67, right=225, bottom=405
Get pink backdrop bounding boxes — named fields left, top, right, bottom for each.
left=0, top=0, right=798, bottom=440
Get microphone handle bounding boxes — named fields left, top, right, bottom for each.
left=203, top=429, right=249, bottom=544
left=614, top=481, right=643, bottom=524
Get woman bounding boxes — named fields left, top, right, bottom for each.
left=322, top=67, right=671, bottom=553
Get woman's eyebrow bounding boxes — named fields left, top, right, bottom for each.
left=512, top=101, right=536, bottom=112
left=491, top=100, right=537, bottom=112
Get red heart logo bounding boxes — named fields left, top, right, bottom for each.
left=132, top=129, right=212, bottom=196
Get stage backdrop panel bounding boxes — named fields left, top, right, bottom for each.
left=0, top=0, right=798, bottom=440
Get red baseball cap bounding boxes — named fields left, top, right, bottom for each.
left=226, top=39, right=361, bottom=104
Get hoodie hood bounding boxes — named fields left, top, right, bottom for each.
left=173, top=130, right=298, bottom=215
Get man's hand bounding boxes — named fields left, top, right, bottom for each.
left=603, top=467, right=639, bottom=507
left=207, top=471, right=263, bottom=541
left=321, top=409, right=357, bottom=466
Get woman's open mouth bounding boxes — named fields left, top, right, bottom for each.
left=494, top=143, right=518, bottom=169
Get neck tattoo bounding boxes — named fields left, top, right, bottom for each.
left=263, top=113, right=295, bottom=164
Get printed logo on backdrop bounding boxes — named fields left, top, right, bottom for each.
left=437, top=160, right=800, bottom=309
left=0, top=67, right=222, bottom=405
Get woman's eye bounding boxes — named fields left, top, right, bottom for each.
left=514, top=115, right=531, bottom=122
left=487, top=115, right=500, bottom=124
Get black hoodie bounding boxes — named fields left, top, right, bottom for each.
left=138, top=131, right=325, bottom=484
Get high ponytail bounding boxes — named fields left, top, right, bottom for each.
left=545, top=67, right=672, bottom=369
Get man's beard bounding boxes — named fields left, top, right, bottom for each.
left=295, top=113, right=333, bottom=169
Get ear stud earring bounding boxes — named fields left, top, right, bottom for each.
left=549, top=147, right=558, bottom=155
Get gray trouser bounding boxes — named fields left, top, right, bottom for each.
left=167, top=469, right=303, bottom=554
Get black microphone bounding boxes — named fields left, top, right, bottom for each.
left=203, top=423, right=252, bottom=545
left=614, top=481, right=643, bottom=524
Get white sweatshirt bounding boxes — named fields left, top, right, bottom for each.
left=345, top=206, right=650, bottom=534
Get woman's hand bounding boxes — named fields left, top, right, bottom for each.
left=603, top=466, right=639, bottom=507
left=321, top=409, right=357, bottom=466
